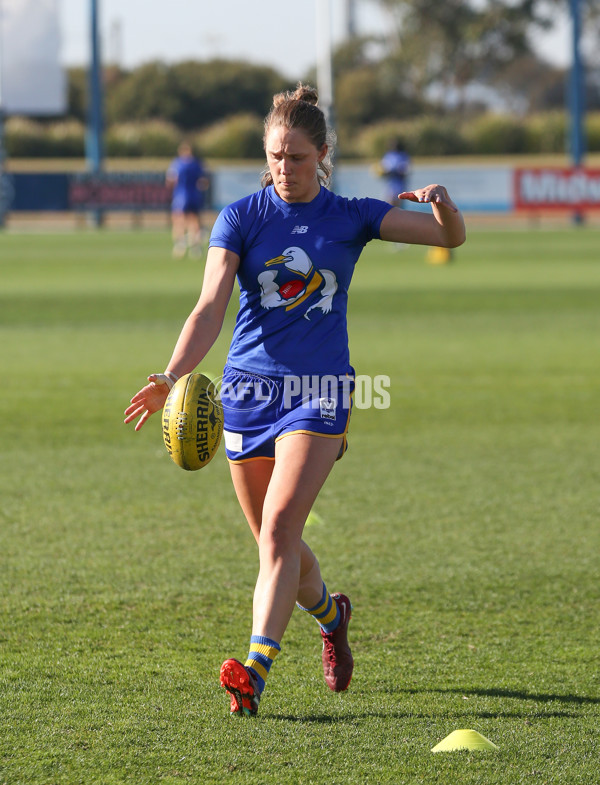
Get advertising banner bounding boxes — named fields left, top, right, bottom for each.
left=5, top=173, right=172, bottom=211
left=69, top=173, right=172, bottom=211
left=514, top=168, right=600, bottom=210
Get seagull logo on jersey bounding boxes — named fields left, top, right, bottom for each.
left=258, top=246, right=338, bottom=319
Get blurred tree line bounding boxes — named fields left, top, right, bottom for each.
left=5, top=0, right=600, bottom=159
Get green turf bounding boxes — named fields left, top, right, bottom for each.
left=1, top=226, right=599, bottom=784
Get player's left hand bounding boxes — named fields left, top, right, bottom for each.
left=398, top=184, right=458, bottom=213
left=124, top=374, right=173, bottom=431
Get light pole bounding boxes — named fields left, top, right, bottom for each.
left=87, top=0, right=104, bottom=225
left=0, top=0, right=6, bottom=228
left=345, top=0, right=357, bottom=38
left=316, top=0, right=335, bottom=189
left=316, top=0, right=334, bottom=125
left=569, top=0, right=585, bottom=168
left=569, top=0, right=586, bottom=224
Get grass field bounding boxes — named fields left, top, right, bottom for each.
left=1, top=226, right=599, bottom=784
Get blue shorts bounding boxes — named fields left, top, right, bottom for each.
left=171, top=195, right=203, bottom=214
left=220, top=365, right=354, bottom=463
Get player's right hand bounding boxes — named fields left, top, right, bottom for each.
left=123, top=374, right=171, bottom=431
left=398, top=184, right=458, bottom=213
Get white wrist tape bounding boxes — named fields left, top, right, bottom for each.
left=152, top=371, right=180, bottom=390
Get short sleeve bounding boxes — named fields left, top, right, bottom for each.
left=209, top=203, right=244, bottom=255
left=353, top=197, right=393, bottom=244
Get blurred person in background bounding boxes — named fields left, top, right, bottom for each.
left=379, top=138, right=411, bottom=207
left=166, top=142, right=209, bottom=258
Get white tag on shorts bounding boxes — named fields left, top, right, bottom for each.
left=223, top=430, right=243, bottom=453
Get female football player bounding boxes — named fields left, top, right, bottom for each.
left=124, top=84, right=466, bottom=717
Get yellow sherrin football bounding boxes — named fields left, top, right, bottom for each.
left=162, top=373, right=223, bottom=471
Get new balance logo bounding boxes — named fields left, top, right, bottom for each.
left=291, top=225, right=309, bottom=234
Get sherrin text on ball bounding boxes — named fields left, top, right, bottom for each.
left=162, top=373, right=223, bottom=470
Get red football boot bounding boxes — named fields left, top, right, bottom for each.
left=320, top=593, right=354, bottom=692
left=219, top=658, right=260, bottom=717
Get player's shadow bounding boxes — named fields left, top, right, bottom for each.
left=272, top=708, right=581, bottom=723
left=270, top=686, right=599, bottom=723
left=416, top=686, right=600, bottom=706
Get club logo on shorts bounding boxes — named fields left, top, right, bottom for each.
left=319, top=396, right=337, bottom=421
left=258, top=246, right=338, bottom=319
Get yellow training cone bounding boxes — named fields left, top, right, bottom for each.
left=426, top=246, right=452, bottom=264
left=306, top=510, right=324, bottom=527
left=431, top=729, right=498, bottom=753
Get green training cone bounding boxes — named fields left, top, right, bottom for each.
left=431, top=729, right=498, bottom=753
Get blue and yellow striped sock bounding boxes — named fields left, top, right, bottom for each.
left=245, top=635, right=281, bottom=695
left=298, top=582, right=340, bottom=634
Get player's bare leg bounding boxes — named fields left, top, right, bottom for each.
left=248, top=433, right=341, bottom=640
left=229, top=456, right=326, bottom=608
left=185, top=213, right=204, bottom=257
left=171, top=212, right=187, bottom=257
left=222, top=433, right=353, bottom=713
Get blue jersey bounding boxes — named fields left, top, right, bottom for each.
left=167, top=155, right=205, bottom=211
left=209, top=185, right=392, bottom=377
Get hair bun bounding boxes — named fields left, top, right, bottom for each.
left=272, top=83, right=319, bottom=109
left=292, top=84, right=318, bottom=106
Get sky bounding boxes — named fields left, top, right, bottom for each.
left=59, top=0, right=386, bottom=78
left=58, top=0, right=572, bottom=78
